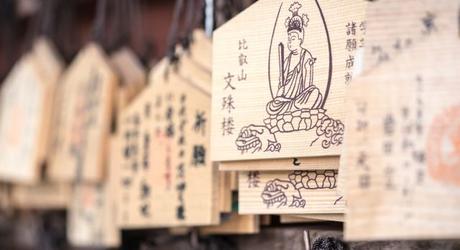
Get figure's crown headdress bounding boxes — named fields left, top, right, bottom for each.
left=285, top=2, right=309, bottom=33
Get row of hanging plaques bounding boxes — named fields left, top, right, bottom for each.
left=210, top=0, right=460, bottom=241
left=0, top=28, right=257, bottom=248
left=0, top=0, right=459, bottom=247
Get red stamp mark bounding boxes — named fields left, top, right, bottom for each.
left=427, top=105, right=460, bottom=187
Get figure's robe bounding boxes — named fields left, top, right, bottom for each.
left=266, top=48, right=322, bottom=115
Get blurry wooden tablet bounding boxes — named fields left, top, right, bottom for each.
left=344, top=34, right=460, bottom=240
left=116, top=56, right=219, bottom=228
left=11, top=183, right=70, bottom=210
left=48, top=43, right=117, bottom=183
left=338, top=0, right=460, bottom=197
left=67, top=183, right=120, bottom=248
left=361, top=0, right=460, bottom=73
left=0, top=54, right=55, bottom=183
left=110, top=47, right=146, bottom=115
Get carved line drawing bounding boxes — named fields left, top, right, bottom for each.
left=261, top=170, right=337, bottom=208
left=235, top=1, right=344, bottom=154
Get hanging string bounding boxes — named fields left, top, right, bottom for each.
left=194, top=0, right=206, bottom=30
left=180, top=0, right=208, bottom=52
left=214, top=0, right=254, bottom=30
left=0, top=0, right=17, bottom=81
left=112, top=0, right=129, bottom=51
left=132, top=0, right=151, bottom=66
left=118, top=0, right=130, bottom=47
left=107, top=0, right=121, bottom=51
left=132, top=0, right=145, bottom=48
left=97, top=0, right=131, bottom=52
left=184, top=0, right=206, bottom=48
left=21, top=0, right=43, bottom=53
left=233, top=0, right=245, bottom=13
left=132, top=0, right=149, bottom=65
left=108, top=0, right=119, bottom=50
left=166, top=0, right=185, bottom=63
left=57, top=0, right=77, bottom=62
left=92, top=0, right=108, bottom=46
left=180, top=0, right=195, bottom=50
left=40, top=0, right=56, bottom=37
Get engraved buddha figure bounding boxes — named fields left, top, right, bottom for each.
left=266, top=2, right=323, bottom=116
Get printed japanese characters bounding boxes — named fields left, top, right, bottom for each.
left=212, top=0, right=368, bottom=161
left=239, top=170, right=344, bottom=214
left=344, top=34, right=460, bottom=240
left=337, top=0, right=460, bottom=197
left=0, top=39, right=63, bottom=183
left=116, top=55, right=218, bottom=228
left=68, top=184, right=119, bottom=247
left=48, top=44, right=117, bottom=182
left=361, top=0, right=460, bottom=73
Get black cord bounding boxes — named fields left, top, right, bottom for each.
left=181, top=0, right=196, bottom=50
left=92, top=0, right=108, bottom=45
left=166, top=0, right=185, bottom=63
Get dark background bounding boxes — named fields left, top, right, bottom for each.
left=1, top=1, right=459, bottom=249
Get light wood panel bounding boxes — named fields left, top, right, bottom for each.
left=115, top=34, right=219, bottom=228
left=338, top=0, right=460, bottom=197
left=48, top=43, right=117, bottom=183
left=11, top=183, right=70, bottom=210
left=238, top=170, right=344, bottom=214
left=0, top=38, right=63, bottom=184
left=211, top=0, right=367, bottom=161
left=67, top=183, right=120, bottom=248
left=110, top=47, right=146, bottom=116
left=361, top=0, right=460, bottom=74
left=344, top=33, right=460, bottom=240
left=336, top=0, right=460, bottom=222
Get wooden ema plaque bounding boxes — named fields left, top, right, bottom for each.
left=361, top=0, right=460, bottom=74
left=0, top=39, right=63, bottom=184
left=337, top=0, right=460, bottom=196
left=67, top=183, right=120, bottom=248
left=68, top=137, right=120, bottom=247
left=115, top=62, right=163, bottom=228
left=9, top=39, right=71, bottom=209
left=32, top=38, right=65, bottom=168
left=343, top=33, right=460, bottom=240
left=116, top=42, right=219, bottom=227
left=49, top=43, right=117, bottom=183
left=110, top=47, right=146, bottom=115
left=32, top=38, right=64, bottom=82
left=188, top=30, right=213, bottom=73
left=211, top=0, right=367, bottom=162
left=11, top=183, right=70, bottom=210
left=239, top=170, right=344, bottom=214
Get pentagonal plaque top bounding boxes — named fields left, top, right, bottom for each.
left=211, top=0, right=367, bottom=161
